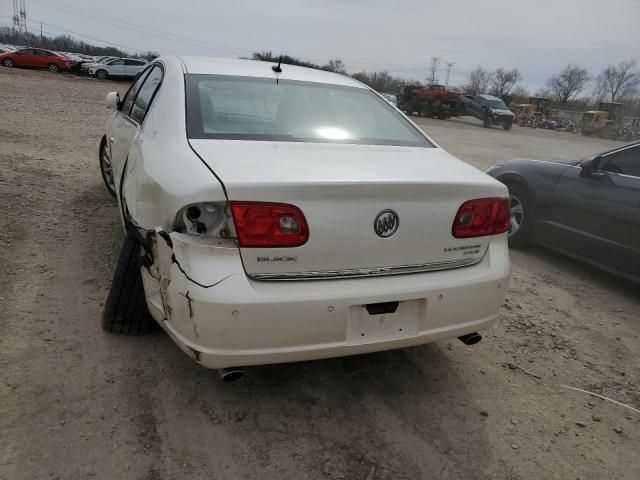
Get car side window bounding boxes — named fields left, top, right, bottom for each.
left=129, top=66, right=163, bottom=124
left=120, top=67, right=153, bottom=115
left=125, top=59, right=144, bottom=66
left=601, top=146, right=640, bottom=177
left=18, top=49, right=33, bottom=55
left=109, top=59, right=125, bottom=66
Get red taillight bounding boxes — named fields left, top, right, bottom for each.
left=452, top=198, right=510, bottom=238
left=230, top=202, right=309, bottom=247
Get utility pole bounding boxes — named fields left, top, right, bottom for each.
left=40, top=22, right=43, bottom=42
left=20, top=0, right=27, bottom=32
left=14, top=0, right=27, bottom=32
left=12, top=0, right=20, bottom=30
left=445, top=62, right=455, bottom=87
left=427, top=57, right=440, bottom=85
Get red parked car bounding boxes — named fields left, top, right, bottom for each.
left=0, top=48, right=70, bottom=73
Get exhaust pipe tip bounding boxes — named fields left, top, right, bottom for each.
left=458, top=332, right=482, bottom=346
left=218, top=367, right=245, bottom=382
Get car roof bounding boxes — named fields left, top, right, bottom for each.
left=176, top=56, right=364, bottom=88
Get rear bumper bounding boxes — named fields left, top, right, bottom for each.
left=143, top=235, right=510, bottom=369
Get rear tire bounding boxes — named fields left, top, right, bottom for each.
left=48, top=63, right=60, bottom=73
left=2, top=58, right=14, bottom=67
left=504, top=182, right=533, bottom=248
left=96, top=69, right=108, bottom=80
left=483, top=115, right=491, bottom=128
left=102, top=233, right=154, bottom=335
left=99, top=136, right=117, bottom=198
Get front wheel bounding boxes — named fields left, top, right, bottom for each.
left=99, top=136, right=117, bottom=198
left=483, top=115, right=491, bottom=128
left=96, top=69, right=108, bottom=80
left=2, top=58, right=14, bottom=67
left=102, top=233, right=154, bottom=335
left=505, top=183, right=533, bottom=248
left=48, top=63, right=60, bottom=73
left=503, top=119, right=513, bottom=131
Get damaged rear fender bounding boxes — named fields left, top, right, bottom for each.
left=140, top=230, right=242, bottom=324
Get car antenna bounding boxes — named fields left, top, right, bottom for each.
left=272, top=56, right=282, bottom=84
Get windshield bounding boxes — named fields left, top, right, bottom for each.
left=185, top=74, right=431, bottom=147
left=487, top=99, right=508, bottom=109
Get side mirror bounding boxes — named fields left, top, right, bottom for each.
left=105, top=91, right=120, bottom=110
left=580, top=156, right=600, bottom=177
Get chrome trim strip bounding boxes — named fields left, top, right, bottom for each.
left=249, top=257, right=483, bottom=281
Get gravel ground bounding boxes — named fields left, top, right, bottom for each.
left=1, top=67, right=639, bottom=480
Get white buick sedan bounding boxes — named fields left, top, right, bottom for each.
left=99, top=56, right=510, bottom=379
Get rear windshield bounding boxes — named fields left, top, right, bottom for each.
left=185, top=74, right=432, bottom=147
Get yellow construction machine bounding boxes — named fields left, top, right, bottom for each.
left=580, top=102, right=623, bottom=138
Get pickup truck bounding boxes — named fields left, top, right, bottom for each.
left=460, top=94, right=514, bottom=130
left=397, top=84, right=462, bottom=119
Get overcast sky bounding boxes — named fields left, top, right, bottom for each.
left=2, top=0, right=639, bottom=91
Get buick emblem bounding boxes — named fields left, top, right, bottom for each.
left=374, top=209, right=399, bottom=238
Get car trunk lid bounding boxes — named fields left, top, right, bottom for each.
left=189, top=140, right=507, bottom=278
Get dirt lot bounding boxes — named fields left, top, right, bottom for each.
left=1, top=67, right=638, bottom=480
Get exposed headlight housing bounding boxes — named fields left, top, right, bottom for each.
left=174, top=202, right=233, bottom=237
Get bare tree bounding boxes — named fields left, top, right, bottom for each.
left=510, top=85, right=530, bottom=104
left=596, top=60, right=640, bottom=102
left=427, top=57, right=440, bottom=85
left=324, top=59, right=347, bottom=75
left=0, top=26, right=127, bottom=57
left=544, top=64, right=591, bottom=105
left=624, top=92, right=640, bottom=117
left=463, top=65, right=491, bottom=95
left=490, top=68, right=522, bottom=98
left=251, top=51, right=274, bottom=61
left=351, top=71, right=413, bottom=92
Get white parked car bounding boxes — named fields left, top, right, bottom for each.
left=99, top=56, right=510, bottom=379
left=89, top=57, right=147, bottom=79
left=0, top=43, right=17, bottom=53
left=80, top=56, right=114, bottom=74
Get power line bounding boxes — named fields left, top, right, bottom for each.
left=25, top=0, right=450, bottom=70
left=28, top=0, right=251, bottom=55
left=26, top=18, right=147, bottom=52
left=7, top=1, right=468, bottom=78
